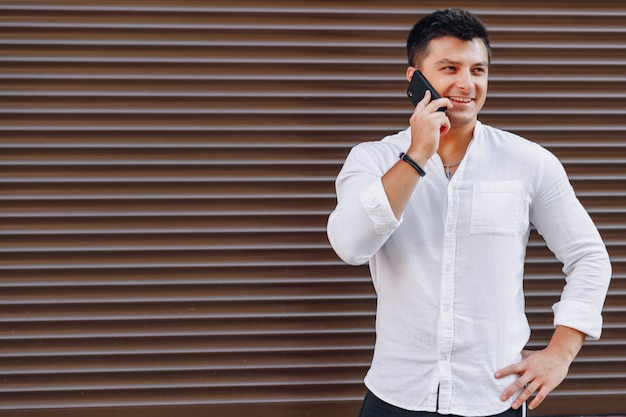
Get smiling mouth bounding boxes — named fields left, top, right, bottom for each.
left=448, top=96, right=473, bottom=103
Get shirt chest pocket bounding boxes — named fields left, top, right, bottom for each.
left=470, top=181, right=524, bottom=236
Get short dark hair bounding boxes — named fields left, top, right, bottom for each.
left=406, top=8, right=492, bottom=67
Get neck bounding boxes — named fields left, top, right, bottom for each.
left=437, top=122, right=475, bottom=165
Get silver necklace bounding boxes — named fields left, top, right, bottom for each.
left=443, top=160, right=462, bottom=179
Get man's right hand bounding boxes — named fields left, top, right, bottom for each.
left=407, top=90, right=452, bottom=160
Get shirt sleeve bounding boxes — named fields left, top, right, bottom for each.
left=530, top=150, right=611, bottom=339
left=327, top=144, right=400, bottom=266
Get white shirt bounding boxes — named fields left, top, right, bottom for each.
left=327, top=122, right=611, bottom=416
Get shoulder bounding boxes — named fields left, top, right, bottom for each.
left=478, top=123, right=543, bottom=153
left=476, top=123, right=568, bottom=190
left=476, top=122, right=557, bottom=166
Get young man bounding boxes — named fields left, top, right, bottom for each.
left=327, top=8, right=611, bottom=417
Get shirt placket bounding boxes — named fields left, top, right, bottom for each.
left=437, top=180, right=459, bottom=412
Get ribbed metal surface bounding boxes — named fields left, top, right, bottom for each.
left=0, top=1, right=624, bottom=415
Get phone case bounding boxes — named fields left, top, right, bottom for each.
left=407, top=70, right=447, bottom=112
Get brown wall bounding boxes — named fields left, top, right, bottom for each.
left=0, top=1, right=624, bottom=416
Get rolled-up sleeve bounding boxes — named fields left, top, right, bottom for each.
left=327, top=145, right=400, bottom=266
left=530, top=151, right=611, bottom=339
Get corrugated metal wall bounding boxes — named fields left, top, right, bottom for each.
left=0, top=1, right=624, bottom=416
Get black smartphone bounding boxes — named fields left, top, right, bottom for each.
left=407, top=70, right=447, bottom=112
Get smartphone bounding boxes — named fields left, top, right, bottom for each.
left=407, top=70, right=447, bottom=112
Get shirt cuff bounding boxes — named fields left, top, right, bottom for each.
left=552, top=300, right=604, bottom=340
left=358, top=178, right=401, bottom=235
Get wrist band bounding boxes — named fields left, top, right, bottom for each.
left=399, top=152, right=426, bottom=177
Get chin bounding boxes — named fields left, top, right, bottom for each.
left=449, top=114, right=477, bottom=128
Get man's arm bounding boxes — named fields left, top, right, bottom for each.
left=327, top=92, right=450, bottom=264
left=495, top=325, right=585, bottom=410
left=382, top=91, right=450, bottom=219
left=495, top=149, right=610, bottom=411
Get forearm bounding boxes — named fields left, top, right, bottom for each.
left=545, top=325, right=585, bottom=364
left=382, top=151, right=428, bottom=220
left=327, top=140, right=430, bottom=264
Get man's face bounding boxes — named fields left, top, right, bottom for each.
left=408, top=36, right=489, bottom=129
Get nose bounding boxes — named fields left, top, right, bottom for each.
left=456, top=69, right=474, bottom=91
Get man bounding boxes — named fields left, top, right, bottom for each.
left=327, top=8, right=611, bottom=417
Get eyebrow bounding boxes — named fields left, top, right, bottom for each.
left=436, top=58, right=489, bottom=67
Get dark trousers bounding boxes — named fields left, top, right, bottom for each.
left=358, top=391, right=524, bottom=417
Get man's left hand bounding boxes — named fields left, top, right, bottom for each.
left=495, top=326, right=585, bottom=410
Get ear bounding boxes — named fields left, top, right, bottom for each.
left=406, top=66, right=416, bottom=82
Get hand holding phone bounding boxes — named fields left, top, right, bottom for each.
left=407, top=70, right=447, bottom=112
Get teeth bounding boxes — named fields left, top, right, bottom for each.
left=449, top=96, right=472, bottom=103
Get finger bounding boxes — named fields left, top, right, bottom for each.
left=495, top=362, right=523, bottom=379
left=500, top=376, right=530, bottom=402
left=511, top=381, right=537, bottom=410
left=528, top=386, right=549, bottom=410
left=439, top=118, right=451, bottom=135
left=411, top=90, right=432, bottom=110
left=427, top=97, right=452, bottom=112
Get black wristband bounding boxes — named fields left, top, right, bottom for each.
left=399, top=152, right=426, bottom=177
